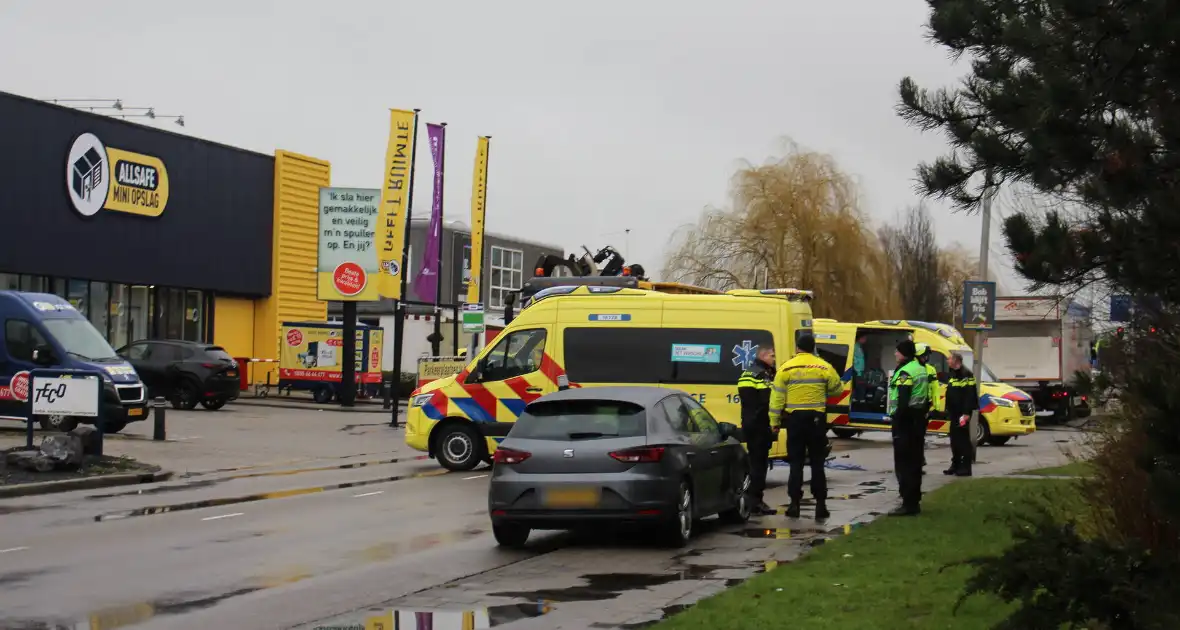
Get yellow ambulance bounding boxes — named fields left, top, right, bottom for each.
left=811, top=318, right=1036, bottom=446
left=405, top=285, right=815, bottom=471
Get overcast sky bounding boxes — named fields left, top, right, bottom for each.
left=1, top=0, right=1022, bottom=292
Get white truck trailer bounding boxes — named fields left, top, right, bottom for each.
left=987, top=296, right=1094, bottom=423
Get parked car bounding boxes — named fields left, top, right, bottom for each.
left=487, top=386, right=752, bottom=549
left=117, top=340, right=240, bottom=410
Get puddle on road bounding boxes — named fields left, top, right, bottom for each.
left=314, top=602, right=552, bottom=629
left=737, top=521, right=869, bottom=541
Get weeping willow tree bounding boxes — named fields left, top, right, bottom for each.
left=662, top=143, right=898, bottom=321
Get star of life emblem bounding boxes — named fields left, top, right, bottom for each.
left=732, top=340, right=759, bottom=370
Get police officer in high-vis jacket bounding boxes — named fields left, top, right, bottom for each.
left=738, top=346, right=777, bottom=516
left=769, top=334, right=842, bottom=521
left=915, top=343, right=939, bottom=472
left=889, top=339, right=929, bottom=516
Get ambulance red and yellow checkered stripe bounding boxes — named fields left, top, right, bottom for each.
left=413, top=353, right=579, bottom=423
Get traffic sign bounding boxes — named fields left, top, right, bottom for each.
left=462, top=303, right=486, bottom=333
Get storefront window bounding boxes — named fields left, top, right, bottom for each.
left=129, top=285, right=151, bottom=343
left=0, top=274, right=18, bottom=291
left=50, top=278, right=68, bottom=299
left=67, top=279, right=89, bottom=318
left=19, top=275, right=47, bottom=292
left=89, top=282, right=109, bottom=341
left=162, top=287, right=185, bottom=340
left=109, top=284, right=130, bottom=349
left=184, top=290, right=203, bottom=341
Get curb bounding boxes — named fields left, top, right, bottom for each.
left=0, top=470, right=174, bottom=499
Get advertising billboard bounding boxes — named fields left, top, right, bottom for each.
left=279, top=323, right=383, bottom=383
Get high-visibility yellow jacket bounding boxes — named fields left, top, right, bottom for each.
left=768, top=351, right=842, bottom=428
left=925, top=363, right=939, bottom=411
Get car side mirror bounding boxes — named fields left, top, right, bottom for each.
left=32, top=345, right=56, bottom=366
left=718, top=422, right=739, bottom=441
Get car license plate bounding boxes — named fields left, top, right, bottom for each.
left=543, top=487, right=601, bottom=508
left=128, top=408, right=145, bottom=417
left=1071, top=396, right=1082, bottom=406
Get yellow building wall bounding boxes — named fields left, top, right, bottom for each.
left=250, top=150, right=330, bottom=383
left=212, top=297, right=256, bottom=359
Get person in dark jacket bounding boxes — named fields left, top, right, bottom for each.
left=943, top=352, right=979, bottom=476
left=738, top=346, right=777, bottom=516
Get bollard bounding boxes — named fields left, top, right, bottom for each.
left=153, top=397, right=167, bottom=441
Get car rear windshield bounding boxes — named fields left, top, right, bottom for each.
left=510, top=400, right=647, bottom=440
left=203, top=346, right=234, bottom=361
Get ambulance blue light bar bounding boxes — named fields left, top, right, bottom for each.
left=758, top=288, right=814, bottom=301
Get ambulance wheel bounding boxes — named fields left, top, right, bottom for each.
left=831, top=428, right=861, bottom=439
left=975, top=419, right=990, bottom=447
left=37, top=414, right=78, bottom=432
left=436, top=423, right=486, bottom=472
left=313, top=386, right=334, bottom=404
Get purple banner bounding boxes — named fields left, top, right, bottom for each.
left=413, top=123, right=446, bottom=302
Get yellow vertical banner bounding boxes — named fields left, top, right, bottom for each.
left=466, top=136, right=490, bottom=305
left=378, top=109, right=418, bottom=299
left=462, top=610, right=476, bottom=630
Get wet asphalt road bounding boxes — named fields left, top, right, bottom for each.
left=0, top=428, right=1077, bottom=630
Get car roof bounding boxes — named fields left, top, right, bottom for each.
left=526, top=386, right=675, bottom=409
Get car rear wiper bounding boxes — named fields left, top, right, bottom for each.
left=567, top=432, right=618, bottom=440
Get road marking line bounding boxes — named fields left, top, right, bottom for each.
left=353, top=491, right=384, bottom=498
left=201, top=512, right=244, bottom=521
left=463, top=474, right=488, bottom=480
left=0, top=546, right=28, bottom=553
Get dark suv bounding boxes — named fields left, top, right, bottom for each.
left=117, top=340, right=240, bottom=410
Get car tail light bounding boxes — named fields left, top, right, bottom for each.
left=492, top=448, right=531, bottom=465
left=1052, top=391, right=1069, bottom=399
left=609, top=446, right=665, bottom=463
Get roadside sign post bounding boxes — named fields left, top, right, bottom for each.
left=29, top=369, right=102, bottom=454
left=961, top=280, right=997, bottom=464
left=461, top=302, right=486, bottom=334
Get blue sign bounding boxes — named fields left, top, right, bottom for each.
left=671, top=344, right=721, bottom=363
left=588, top=313, right=632, bottom=322
left=962, top=281, right=997, bottom=331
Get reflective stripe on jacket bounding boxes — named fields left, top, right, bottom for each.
left=768, top=351, right=842, bottom=427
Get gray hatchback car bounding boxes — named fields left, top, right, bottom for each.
left=487, top=386, right=751, bottom=548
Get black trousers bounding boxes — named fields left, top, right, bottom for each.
left=786, top=410, right=827, bottom=503
left=743, top=425, right=772, bottom=505
left=948, top=412, right=973, bottom=473
left=892, top=410, right=925, bottom=507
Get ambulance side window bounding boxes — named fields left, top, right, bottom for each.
left=816, top=343, right=849, bottom=372
left=477, top=328, right=547, bottom=382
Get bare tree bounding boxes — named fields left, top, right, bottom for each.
left=880, top=204, right=944, bottom=322
left=663, top=143, right=898, bottom=321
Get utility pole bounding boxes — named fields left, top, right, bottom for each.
left=970, top=172, right=995, bottom=463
